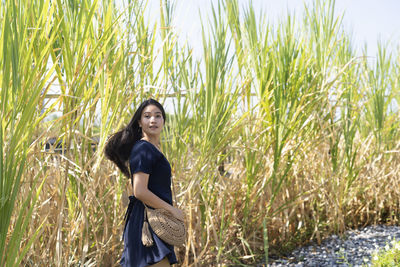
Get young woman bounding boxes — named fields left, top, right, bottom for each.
left=105, top=98, right=184, bottom=267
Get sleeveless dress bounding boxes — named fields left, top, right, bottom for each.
left=120, top=140, right=178, bottom=267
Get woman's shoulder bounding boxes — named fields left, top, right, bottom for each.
left=131, top=139, right=151, bottom=152
left=131, top=140, right=160, bottom=156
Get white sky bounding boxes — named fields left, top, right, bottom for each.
left=45, top=1, right=400, bottom=119
left=143, top=0, right=400, bottom=58
left=137, top=0, right=400, bottom=113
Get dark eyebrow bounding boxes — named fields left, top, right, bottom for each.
left=143, top=111, right=162, bottom=114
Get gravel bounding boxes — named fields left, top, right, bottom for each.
left=264, top=225, right=400, bottom=267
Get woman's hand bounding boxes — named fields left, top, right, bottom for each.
left=169, top=206, right=185, bottom=222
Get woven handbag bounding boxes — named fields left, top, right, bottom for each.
left=142, top=205, right=186, bottom=247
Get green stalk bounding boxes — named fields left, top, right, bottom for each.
left=0, top=0, right=59, bottom=265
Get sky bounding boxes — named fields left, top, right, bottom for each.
left=137, top=0, right=400, bottom=113
left=46, top=0, right=400, bottom=119
left=144, top=0, right=400, bottom=59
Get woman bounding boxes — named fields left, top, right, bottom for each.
left=105, top=98, right=184, bottom=267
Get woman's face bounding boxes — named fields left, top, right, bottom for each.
left=138, top=104, right=165, bottom=137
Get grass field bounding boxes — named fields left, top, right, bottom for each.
left=1, top=0, right=399, bottom=266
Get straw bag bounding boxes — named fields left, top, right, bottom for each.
left=141, top=174, right=186, bottom=247
left=142, top=204, right=186, bottom=247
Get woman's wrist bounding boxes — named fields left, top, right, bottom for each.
left=140, top=189, right=174, bottom=212
left=164, top=204, right=175, bottom=214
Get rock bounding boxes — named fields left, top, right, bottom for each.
left=266, top=225, right=400, bottom=266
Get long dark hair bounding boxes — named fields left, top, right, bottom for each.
left=104, top=98, right=166, bottom=178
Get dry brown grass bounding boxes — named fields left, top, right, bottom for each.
left=14, top=127, right=399, bottom=266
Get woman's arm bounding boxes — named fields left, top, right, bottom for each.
left=133, top=172, right=184, bottom=221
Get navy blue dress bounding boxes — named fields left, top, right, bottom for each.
left=120, top=140, right=178, bottom=267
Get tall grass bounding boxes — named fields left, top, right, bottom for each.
left=2, top=0, right=400, bottom=266
left=0, top=0, right=63, bottom=265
